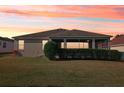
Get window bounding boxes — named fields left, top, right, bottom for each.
left=61, top=42, right=89, bottom=49
left=3, top=42, right=6, bottom=48
left=19, top=40, right=24, bottom=50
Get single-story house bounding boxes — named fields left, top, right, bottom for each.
left=111, top=35, right=124, bottom=52
left=13, top=28, right=111, bottom=57
left=0, top=37, right=14, bottom=53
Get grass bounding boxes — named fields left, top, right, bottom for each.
left=0, top=56, right=124, bottom=87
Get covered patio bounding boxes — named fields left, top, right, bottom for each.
left=51, top=37, right=110, bottom=49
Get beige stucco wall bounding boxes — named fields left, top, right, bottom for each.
left=23, top=40, right=43, bottom=57
left=111, top=45, right=124, bottom=52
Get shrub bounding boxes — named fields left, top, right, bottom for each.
left=44, top=41, right=59, bottom=60
left=108, top=50, right=122, bottom=60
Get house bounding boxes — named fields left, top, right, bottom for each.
left=111, top=35, right=124, bottom=52
left=0, top=37, right=14, bottom=53
left=13, top=28, right=111, bottom=57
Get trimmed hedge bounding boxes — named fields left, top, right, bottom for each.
left=44, top=41, right=122, bottom=61
left=57, top=49, right=122, bottom=61
left=44, top=41, right=59, bottom=60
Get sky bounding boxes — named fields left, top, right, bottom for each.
left=0, top=5, right=124, bottom=38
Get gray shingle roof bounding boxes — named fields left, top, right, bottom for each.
left=50, top=29, right=111, bottom=38
left=13, top=28, right=111, bottom=40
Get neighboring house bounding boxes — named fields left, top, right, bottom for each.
left=0, top=37, right=14, bottom=53
left=111, top=35, right=124, bottom=52
left=13, top=28, right=111, bottom=57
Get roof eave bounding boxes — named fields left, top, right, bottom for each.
left=50, top=36, right=111, bottom=38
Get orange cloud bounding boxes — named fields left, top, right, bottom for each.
left=0, top=5, right=124, bottom=20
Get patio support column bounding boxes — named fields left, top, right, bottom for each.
left=14, top=40, right=19, bottom=50
left=64, top=38, right=67, bottom=48
left=107, top=39, right=110, bottom=50
left=92, top=38, right=96, bottom=49
left=48, top=38, right=52, bottom=41
left=108, top=40, right=110, bottom=50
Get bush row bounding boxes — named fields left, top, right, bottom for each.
left=44, top=41, right=122, bottom=61
left=57, top=49, right=122, bottom=61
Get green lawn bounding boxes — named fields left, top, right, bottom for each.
left=0, top=56, right=124, bottom=87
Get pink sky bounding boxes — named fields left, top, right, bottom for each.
left=0, top=5, right=124, bottom=38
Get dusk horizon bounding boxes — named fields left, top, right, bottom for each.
left=0, top=5, right=124, bottom=38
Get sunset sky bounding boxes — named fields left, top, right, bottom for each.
left=0, top=5, right=124, bottom=38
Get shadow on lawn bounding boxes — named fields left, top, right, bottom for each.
left=51, top=58, right=123, bottom=62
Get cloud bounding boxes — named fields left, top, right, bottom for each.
left=0, top=5, right=124, bottom=20
left=0, top=5, right=124, bottom=37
